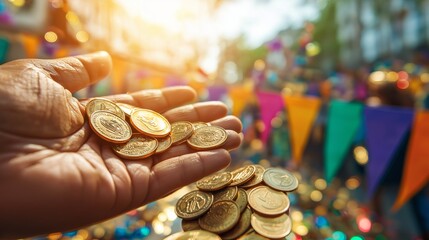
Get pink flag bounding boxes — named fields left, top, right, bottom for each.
left=256, top=91, right=285, bottom=145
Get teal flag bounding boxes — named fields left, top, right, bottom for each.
left=324, top=100, right=363, bottom=183
left=0, top=37, right=9, bottom=64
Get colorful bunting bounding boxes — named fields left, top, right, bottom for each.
left=364, top=106, right=414, bottom=198
left=284, top=95, right=321, bottom=164
left=20, top=34, right=39, bottom=58
left=256, top=91, right=284, bottom=145
left=111, top=57, right=128, bottom=94
left=207, top=86, right=227, bottom=101
left=324, top=100, right=363, bottom=183
left=393, top=111, right=429, bottom=210
left=0, top=37, right=9, bottom=64
left=229, top=86, right=253, bottom=117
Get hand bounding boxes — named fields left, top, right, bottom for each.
left=0, top=52, right=242, bottom=238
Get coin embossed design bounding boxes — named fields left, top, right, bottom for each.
left=89, top=110, right=132, bottom=143
left=187, top=126, right=228, bottom=150
left=155, top=136, right=172, bottom=154
left=241, top=165, right=265, bottom=188
left=116, top=102, right=135, bottom=117
left=130, top=108, right=171, bottom=137
left=181, top=219, right=201, bottom=231
left=248, top=186, right=290, bottom=215
left=250, top=213, right=292, bottom=239
left=171, top=121, right=194, bottom=145
left=213, top=186, right=238, bottom=203
left=86, top=98, right=125, bottom=120
left=175, top=190, right=213, bottom=220
left=112, top=134, right=158, bottom=160
left=163, top=230, right=222, bottom=240
left=230, top=165, right=256, bottom=186
left=198, top=200, right=240, bottom=234
left=263, top=168, right=299, bottom=192
left=221, top=207, right=252, bottom=240
left=197, top=172, right=233, bottom=191
left=235, top=188, right=248, bottom=213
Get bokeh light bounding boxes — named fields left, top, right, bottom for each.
left=310, top=190, right=323, bottom=202
left=294, top=224, right=309, bottom=236
left=354, top=146, right=368, bottom=165
left=358, top=216, right=372, bottom=233
left=397, top=79, right=409, bottom=89
left=332, top=231, right=347, bottom=240
left=386, top=71, right=398, bottom=82
left=314, top=178, right=327, bottom=190
left=346, top=177, right=360, bottom=190
left=421, top=73, right=429, bottom=83
left=44, top=31, right=58, bottom=43
left=369, top=71, right=385, bottom=83
left=350, top=235, right=365, bottom=240
left=76, top=30, right=89, bottom=43
left=254, top=59, right=265, bottom=71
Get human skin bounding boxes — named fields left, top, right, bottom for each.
left=0, top=52, right=242, bottom=239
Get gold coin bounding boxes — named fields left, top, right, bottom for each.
left=250, top=212, right=291, bottom=239
left=196, top=171, right=233, bottom=191
left=163, top=230, right=221, bottom=240
left=171, top=121, right=194, bottom=145
left=221, top=207, right=252, bottom=240
left=213, top=186, right=238, bottom=203
left=89, top=110, right=132, bottom=143
left=175, top=190, right=213, bottom=220
left=198, top=200, right=240, bottom=234
left=112, top=134, right=158, bottom=160
left=130, top=108, right=171, bottom=137
left=193, top=122, right=210, bottom=130
left=85, top=98, right=125, bottom=120
left=248, top=186, right=290, bottom=215
left=241, top=165, right=265, bottom=188
left=263, top=168, right=299, bottom=192
left=235, top=188, right=248, bottom=213
left=187, top=126, right=228, bottom=150
left=237, top=231, right=270, bottom=240
left=230, top=165, right=256, bottom=186
left=181, top=219, right=201, bottom=231
left=116, top=102, right=135, bottom=117
left=155, top=135, right=172, bottom=154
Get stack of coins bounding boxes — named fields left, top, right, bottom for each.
left=170, top=165, right=299, bottom=240
left=85, top=98, right=228, bottom=159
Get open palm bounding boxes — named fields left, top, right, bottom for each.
left=0, top=52, right=242, bottom=239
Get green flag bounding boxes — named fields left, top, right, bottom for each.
left=0, top=37, right=9, bottom=64
left=324, top=100, right=363, bottom=183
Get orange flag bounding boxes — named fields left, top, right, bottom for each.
left=229, top=86, right=254, bottom=117
left=54, top=46, right=69, bottom=58
left=20, top=34, right=39, bottom=58
left=393, top=111, right=429, bottom=210
left=284, top=95, right=321, bottom=164
left=111, top=58, right=128, bottom=94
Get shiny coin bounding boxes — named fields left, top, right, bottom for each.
left=175, top=190, right=213, bottom=220
left=230, top=165, right=256, bottom=186
left=196, top=172, right=233, bottom=191
left=193, top=122, right=210, bottom=130
left=155, top=135, right=173, bottom=154
left=130, top=108, right=171, bottom=137
left=248, top=186, right=290, bottom=215
left=263, top=168, right=299, bottom=192
left=181, top=219, right=201, bottom=231
left=187, top=126, right=228, bottom=150
left=112, top=134, right=158, bottom=160
left=235, top=188, right=248, bottom=213
left=163, top=230, right=221, bottom=240
left=213, top=186, right=238, bottom=203
left=171, top=121, right=194, bottom=145
left=241, top=165, right=265, bottom=188
left=198, top=200, right=240, bottom=234
left=116, top=102, right=135, bottom=117
left=89, top=110, right=132, bottom=143
left=221, top=207, right=252, bottom=240
left=85, top=98, right=125, bottom=120
left=237, top=231, right=270, bottom=240
left=251, top=213, right=292, bottom=239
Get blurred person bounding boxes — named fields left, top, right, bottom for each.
left=0, top=51, right=242, bottom=239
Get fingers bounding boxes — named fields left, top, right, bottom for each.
left=102, top=86, right=197, bottom=113
left=144, top=149, right=231, bottom=204
left=32, top=51, right=112, bottom=93
left=163, top=101, right=228, bottom=123
left=209, top=115, right=242, bottom=133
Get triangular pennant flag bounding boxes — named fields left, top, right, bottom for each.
left=393, top=111, right=429, bottom=210
left=111, top=57, right=128, bottom=94
left=20, top=34, right=39, bottom=58
left=284, top=95, right=321, bottom=164
left=364, top=106, right=414, bottom=198
left=256, top=91, right=285, bottom=145
left=229, top=86, right=253, bottom=117
left=207, top=86, right=227, bottom=101
left=0, top=37, right=9, bottom=64
left=325, top=100, right=363, bottom=183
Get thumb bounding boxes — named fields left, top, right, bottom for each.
left=32, top=51, right=112, bottom=93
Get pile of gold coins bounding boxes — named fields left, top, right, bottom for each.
left=168, top=165, right=299, bottom=240
left=85, top=98, right=228, bottom=159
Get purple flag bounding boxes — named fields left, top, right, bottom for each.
left=256, top=91, right=284, bottom=145
left=365, top=106, right=414, bottom=197
left=207, top=86, right=227, bottom=101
